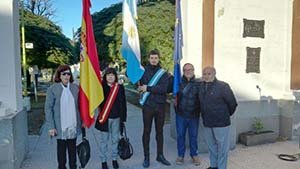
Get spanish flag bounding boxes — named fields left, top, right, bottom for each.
left=79, top=0, right=104, bottom=128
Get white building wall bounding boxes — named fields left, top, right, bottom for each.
left=181, top=0, right=295, bottom=101
left=214, top=0, right=293, bottom=101
left=181, top=0, right=202, bottom=77
left=178, top=0, right=299, bottom=142
left=0, top=0, right=23, bottom=112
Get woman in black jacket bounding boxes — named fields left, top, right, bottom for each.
left=95, top=68, right=127, bottom=169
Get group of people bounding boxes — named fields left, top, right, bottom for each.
left=44, top=49, right=237, bottom=169
left=45, top=65, right=126, bottom=169
left=174, top=63, right=238, bottom=169
left=137, top=49, right=237, bottom=169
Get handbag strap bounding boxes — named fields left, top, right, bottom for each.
left=182, top=82, right=192, bottom=95
left=121, top=124, right=127, bottom=138
left=81, top=127, right=86, bottom=138
left=120, top=124, right=134, bottom=157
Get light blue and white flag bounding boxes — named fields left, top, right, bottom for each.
left=121, top=0, right=144, bottom=84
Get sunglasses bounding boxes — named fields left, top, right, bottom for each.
left=61, top=72, right=71, bottom=76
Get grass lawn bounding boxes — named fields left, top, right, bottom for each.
left=27, top=94, right=46, bottom=135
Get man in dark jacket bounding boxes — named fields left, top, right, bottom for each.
left=175, top=63, right=201, bottom=166
left=138, top=49, right=171, bottom=168
left=199, top=66, right=237, bottom=169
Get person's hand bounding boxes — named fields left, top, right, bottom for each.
left=120, top=121, right=125, bottom=129
left=48, top=129, right=57, bottom=137
left=137, top=85, right=142, bottom=93
left=138, top=85, right=147, bottom=93
left=82, top=123, right=87, bottom=128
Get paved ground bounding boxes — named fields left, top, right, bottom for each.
left=20, top=103, right=300, bottom=169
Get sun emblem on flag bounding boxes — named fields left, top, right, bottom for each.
left=128, top=26, right=136, bottom=38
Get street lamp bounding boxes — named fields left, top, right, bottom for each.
left=20, top=0, right=27, bottom=96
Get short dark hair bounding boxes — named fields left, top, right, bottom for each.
left=148, top=49, right=160, bottom=58
left=103, top=67, right=118, bottom=83
left=183, top=63, right=194, bottom=70
left=53, top=65, right=74, bottom=83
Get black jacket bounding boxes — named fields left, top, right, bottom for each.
left=176, top=76, right=201, bottom=118
left=140, top=64, right=169, bottom=107
left=95, top=83, right=127, bottom=132
left=199, top=79, right=237, bottom=127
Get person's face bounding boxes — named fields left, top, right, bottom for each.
left=148, top=54, right=159, bottom=66
left=202, top=67, right=215, bottom=82
left=183, top=64, right=194, bottom=80
left=106, top=73, right=116, bottom=84
left=60, top=70, right=71, bottom=85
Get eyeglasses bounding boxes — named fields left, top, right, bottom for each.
left=183, top=69, right=194, bottom=71
left=61, top=72, right=71, bottom=76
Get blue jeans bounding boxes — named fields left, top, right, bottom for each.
left=99, top=118, right=120, bottom=162
left=203, top=125, right=230, bottom=169
left=176, top=114, right=199, bottom=157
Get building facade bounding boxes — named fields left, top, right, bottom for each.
left=177, top=0, right=300, bottom=144
left=0, top=0, right=27, bottom=168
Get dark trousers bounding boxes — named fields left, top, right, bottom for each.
left=57, top=138, right=77, bottom=169
left=142, top=105, right=165, bottom=157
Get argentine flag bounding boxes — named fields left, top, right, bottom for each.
left=121, top=0, right=144, bottom=84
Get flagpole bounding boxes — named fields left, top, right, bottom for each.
left=21, top=0, right=28, bottom=96
left=173, top=0, right=183, bottom=96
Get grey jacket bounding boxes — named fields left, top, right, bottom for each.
left=44, top=82, right=82, bottom=139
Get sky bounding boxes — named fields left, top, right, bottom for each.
left=54, top=0, right=122, bottom=39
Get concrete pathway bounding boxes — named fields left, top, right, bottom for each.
left=20, top=103, right=300, bottom=169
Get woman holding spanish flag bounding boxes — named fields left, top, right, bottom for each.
left=95, top=67, right=127, bottom=169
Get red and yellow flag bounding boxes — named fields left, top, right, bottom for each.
left=79, top=0, right=104, bottom=128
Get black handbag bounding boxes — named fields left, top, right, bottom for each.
left=77, top=128, right=90, bottom=168
left=118, top=124, right=133, bottom=160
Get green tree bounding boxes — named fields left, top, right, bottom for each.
left=89, top=0, right=175, bottom=71
left=21, top=10, right=76, bottom=68
left=23, top=0, right=56, bottom=20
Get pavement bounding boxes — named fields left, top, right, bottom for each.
left=20, top=102, right=300, bottom=169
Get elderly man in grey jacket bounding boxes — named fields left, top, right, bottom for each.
left=199, top=66, right=237, bottom=169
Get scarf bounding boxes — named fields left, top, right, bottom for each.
left=60, top=83, right=77, bottom=133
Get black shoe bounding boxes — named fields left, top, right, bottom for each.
left=102, top=162, right=108, bottom=169
left=156, top=154, right=171, bottom=166
left=142, top=157, right=150, bottom=168
left=207, top=167, right=218, bottom=169
left=112, top=160, right=119, bottom=169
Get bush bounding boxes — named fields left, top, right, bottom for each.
left=253, top=117, right=264, bottom=134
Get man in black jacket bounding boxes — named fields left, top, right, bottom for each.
left=175, top=63, right=201, bottom=166
left=138, top=49, right=171, bottom=168
left=199, top=66, right=237, bottom=169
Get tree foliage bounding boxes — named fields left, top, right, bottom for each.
left=23, top=0, right=56, bottom=20
left=137, top=0, right=175, bottom=5
left=21, top=10, right=76, bottom=68
left=91, top=0, right=175, bottom=71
